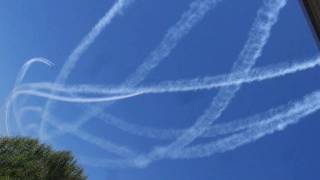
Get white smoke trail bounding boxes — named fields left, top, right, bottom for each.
left=42, top=0, right=225, bottom=141
left=39, top=0, right=134, bottom=139
left=17, top=107, right=42, bottom=136
left=14, top=58, right=54, bottom=86
left=18, top=95, right=300, bottom=141
left=168, top=91, right=320, bottom=159
left=30, top=0, right=290, bottom=167
left=11, top=89, right=141, bottom=104
left=14, top=54, right=319, bottom=139
left=44, top=112, right=137, bottom=158
left=16, top=105, right=139, bottom=162
left=123, top=0, right=223, bottom=87
left=133, top=0, right=288, bottom=166
left=4, top=58, right=53, bottom=136
left=19, top=53, right=319, bottom=141
left=17, top=55, right=320, bottom=97
left=68, top=90, right=320, bottom=168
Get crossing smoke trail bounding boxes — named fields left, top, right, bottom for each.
left=4, top=58, right=53, bottom=136
left=18, top=54, right=319, bottom=140
left=39, top=0, right=135, bottom=139
left=2, top=0, right=317, bottom=171
left=16, top=82, right=317, bottom=141
left=17, top=107, right=42, bottom=135
left=15, top=105, right=135, bottom=158
left=11, top=55, right=320, bottom=139
left=45, top=0, right=225, bottom=141
left=17, top=55, right=320, bottom=98
left=24, top=100, right=291, bottom=141
left=14, top=53, right=319, bottom=141
left=123, top=0, right=223, bottom=87
left=24, top=0, right=289, bottom=167
left=131, top=0, right=288, bottom=167
left=168, top=91, right=320, bottom=159
left=66, top=90, right=320, bottom=168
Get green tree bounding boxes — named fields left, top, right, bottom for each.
left=0, top=137, right=86, bottom=180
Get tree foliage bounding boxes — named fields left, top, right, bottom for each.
left=0, top=137, right=86, bottom=180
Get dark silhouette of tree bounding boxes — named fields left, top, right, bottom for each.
left=0, top=137, right=86, bottom=180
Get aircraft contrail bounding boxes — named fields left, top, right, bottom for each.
left=2, top=0, right=317, bottom=172
left=16, top=54, right=319, bottom=141
left=17, top=106, right=42, bottom=136
left=63, top=90, right=320, bottom=168
left=20, top=85, right=311, bottom=142
left=39, top=0, right=134, bottom=139
left=4, top=58, right=53, bottom=136
left=11, top=89, right=142, bottom=104
left=45, top=112, right=137, bottom=158
left=168, top=91, right=320, bottom=159
left=123, top=0, right=223, bottom=87
left=17, top=55, right=320, bottom=98
left=132, top=0, right=288, bottom=167
left=16, top=105, right=139, bottom=160
left=43, top=0, right=225, bottom=141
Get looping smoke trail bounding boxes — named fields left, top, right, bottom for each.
left=16, top=55, right=320, bottom=98
left=132, top=0, right=288, bottom=167
left=39, top=0, right=135, bottom=140
left=4, top=58, right=53, bottom=136
left=14, top=58, right=54, bottom=86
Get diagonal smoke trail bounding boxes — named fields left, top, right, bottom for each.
left=123, top=0, right=223, bottom=87
left=44, top=0, right=225, bottom=141
left=72, top=90, right=320, bottom=168
left=168, top=90, right=320, bottom=159
left=16, top=106, right=137, bottom=158
left=39, top=0, right=134, bottom=139
left=134, top=0, right=288, bottom=167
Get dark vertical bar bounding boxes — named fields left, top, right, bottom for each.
left=301, top=0, right=320, bottom=46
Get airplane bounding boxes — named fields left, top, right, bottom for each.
left=301, top=0, right=320, bottom=45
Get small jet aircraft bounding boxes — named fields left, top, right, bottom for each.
left=301, top=0, right=320, bottom=44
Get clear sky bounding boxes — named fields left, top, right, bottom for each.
left=1, top=0, right=320, bottom=179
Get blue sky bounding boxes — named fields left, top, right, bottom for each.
left=1, top=0, right=320, bottom=179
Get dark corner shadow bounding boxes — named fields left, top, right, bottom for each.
left=299, top=0, right=320, bottom=49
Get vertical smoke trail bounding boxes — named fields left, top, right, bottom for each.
left=135, top=0, right=288, bottom=166
left=168, top=91, right=320, bottom=159
left=45, top=0, right=225, bottom=141
left=4, top=58, right=53, bottom=136
left=39, top=0, right=135, bottom=139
